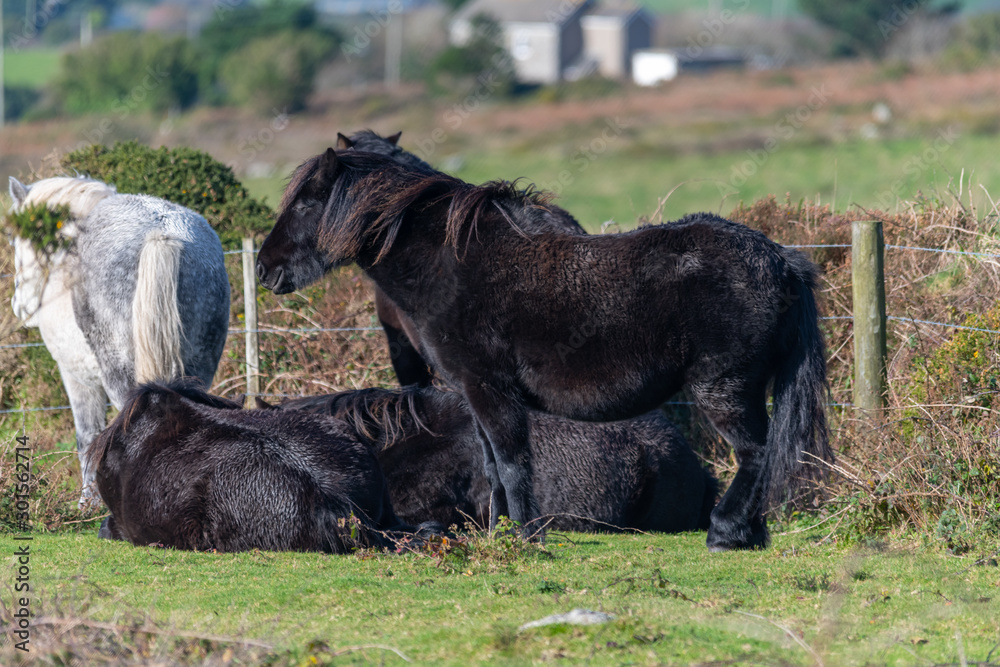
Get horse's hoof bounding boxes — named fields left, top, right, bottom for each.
left=98, top=517, right=116, bottom=540
left=706, top=523, right=769, bottom=551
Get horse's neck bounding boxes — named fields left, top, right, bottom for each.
left=363, top=243, right=457, bottom=322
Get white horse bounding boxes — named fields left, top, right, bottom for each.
left=8, top=176, right=231, bottom=506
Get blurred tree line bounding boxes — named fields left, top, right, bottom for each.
left=35, top=1, right=340, bottom=117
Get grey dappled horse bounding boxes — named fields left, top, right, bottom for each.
left=8, top=176, right=230, bottom=506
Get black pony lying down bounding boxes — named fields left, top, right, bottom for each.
left=89, top=380, right=419, bottom=553
left=265, top=386, right=718, bottom=533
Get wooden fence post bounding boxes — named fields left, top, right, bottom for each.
left=242, top=237, right=260, bottom=408
left=851, top=220, right=887, bottom=413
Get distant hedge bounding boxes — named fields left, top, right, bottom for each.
left=63, top=141, right=274, bottom=244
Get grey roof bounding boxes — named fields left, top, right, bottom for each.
left=453, top=0, right=592, bottom=25
left=581, top=0, right=646, bottom=21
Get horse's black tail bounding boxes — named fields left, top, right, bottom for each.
left=766, top=250, right=832, bottom=504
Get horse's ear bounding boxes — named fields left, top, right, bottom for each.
left=254, top=396, right=275, bottom=410
left=9, top=177, right=28, bottom=207
left=336, top=133, right=355, bottom=150
left=321, top=147, right=338, bottom=174
left=386, top=131, right=402, bottom=145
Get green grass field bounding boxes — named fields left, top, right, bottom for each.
left=245, top=131, right=1000, bottom=233
left=2, top=47, right=63, bottom=89
left=8, top=527, right=999, bottom=664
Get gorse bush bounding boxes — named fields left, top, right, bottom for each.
left=62, top=141, right=274, bottom=243
left=906, top=304, right=1000, bottom=410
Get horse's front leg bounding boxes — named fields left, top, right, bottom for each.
left=98, top=515, right=125, bottom=541
left=382, top=320, right=433, bottom=387
left=462, top=380, right=542, bottom=540
left=62, top=374, right=109, bottom=509
left=375, top=287, right=433, bottom=387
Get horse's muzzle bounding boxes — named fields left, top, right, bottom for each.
left=256, top=261, right=292, bottom=294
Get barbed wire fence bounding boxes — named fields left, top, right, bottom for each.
left=1, top=224, right=999, bottom=417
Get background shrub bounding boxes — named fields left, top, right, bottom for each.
left=2, top=85, right=41, bottom=122
left=198, top=2, right=340, bottom=107
left=218, top=30, right=337, bottom=113
left=62, top=141, right=274, bottom=243
left=53, top=31, right=199, bottom=114
left=425, top=14, right=514, bottom=96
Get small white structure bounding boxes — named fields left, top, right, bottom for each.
left=632, top=49, right=678, bottom=86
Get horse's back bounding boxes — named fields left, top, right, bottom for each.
left=74, top=195, right=230, bottom=394
left=462, top=215, right=806, bottom=420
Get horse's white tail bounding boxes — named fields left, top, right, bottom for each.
left=133, top=231, right=185, bottom=383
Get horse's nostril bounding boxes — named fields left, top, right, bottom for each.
left=255, top=261, right=267, bottom=282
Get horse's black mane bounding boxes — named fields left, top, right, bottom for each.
left=302, top=386, right=457, bottom=451
left=285, top=150, right=556, bottom=265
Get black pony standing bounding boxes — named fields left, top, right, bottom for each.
left=336, top=129, right=586, bottom=387
left=255, top=148, right=831, bottom=551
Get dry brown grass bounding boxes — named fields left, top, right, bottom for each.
left=725, top=194, right=1000, bottom=547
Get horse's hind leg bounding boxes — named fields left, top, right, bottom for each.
left=375, top=288, right=432, bottom=387
left=692, top=382, right=770, bottom=551
left=62, top=374, right=109, bottom=508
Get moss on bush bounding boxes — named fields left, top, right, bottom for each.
left=3, top=203, right=72, bottom=254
